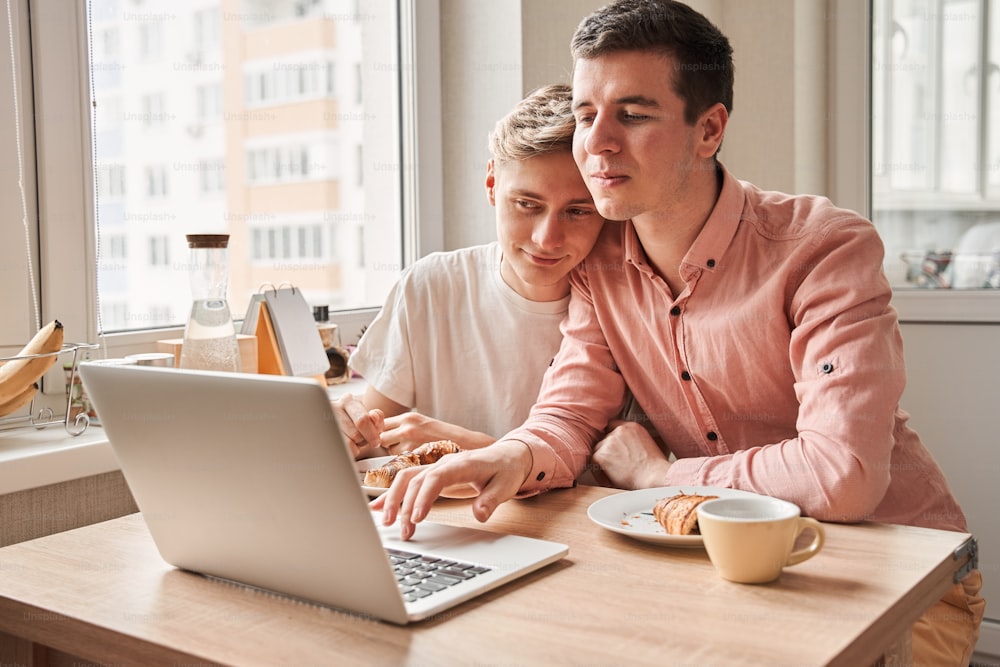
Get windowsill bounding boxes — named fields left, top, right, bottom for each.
left=0, top=425, right=117, bottom=496
left=891, top=289, right=1000, bottom=323
left=0, top=377, right=367, bottom=496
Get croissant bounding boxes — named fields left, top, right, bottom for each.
left=363, top=440, right=462, bottom=488
left=652, top=492, right=719, bottom=535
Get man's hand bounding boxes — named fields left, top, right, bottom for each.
left=370, top=440, right=533, bottom=540
left=332, top=393, right=385, bottom=457
left=591, top=420, right=671, bottom=489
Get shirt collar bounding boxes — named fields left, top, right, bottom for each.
left=682, top=162, right=744, bottom=275
left=623, top=162, right=745, bottom=280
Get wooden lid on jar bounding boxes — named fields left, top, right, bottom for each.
left=186, top=234, right=230, bottom=248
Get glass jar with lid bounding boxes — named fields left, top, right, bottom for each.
left=179, top=234, right=241, bottom=372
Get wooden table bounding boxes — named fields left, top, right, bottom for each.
left=0, top=485, right=974, bottom=666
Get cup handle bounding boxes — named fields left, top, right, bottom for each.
left=786, top=517, right=825, bottom=567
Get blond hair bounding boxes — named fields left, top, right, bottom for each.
left=488, top=84, right=574, bottom=162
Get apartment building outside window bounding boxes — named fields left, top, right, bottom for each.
left=85, top=0, right=404, bottom=333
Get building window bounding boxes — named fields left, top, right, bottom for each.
left=196, top=83, right=223, bottom=121
left=199, top=159, right=226, bottom=194
left=97, top=163, right=127, bottom=199
left=138, top=22, right=162, bottom=60
left=145, top=165, right=168, bottom=198
left=243, top=53, right=338, bottom=108
left=138, top=93, right=167, bottom=127
left=149, top=235, right=170, bottom=267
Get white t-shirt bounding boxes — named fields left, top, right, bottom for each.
left=349, top=243, right=568, bottom=438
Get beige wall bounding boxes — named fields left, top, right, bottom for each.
left=717, top=0, right=828, bottom=195
left=439, top=1, right=520, bottom=251
left=439, top=0, right=606, bottom=251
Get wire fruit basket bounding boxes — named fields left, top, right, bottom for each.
left=0, top=342, right=100, bottom=436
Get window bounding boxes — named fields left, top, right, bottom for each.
left=196, top=83, right=223, bottom=121
left=872, top=0, right=1000, bottom=291
left=97, top=163, right=127, bottom=199
left=2, top=0, right=440, bottom=373
left=148, top=235, right=170, bottom=268
left=144, top=165, right=168, bottom=198
left=138, top=22, right=163, bottom=60
left=199, top=159, right=226, bottom=194
left=243, top=54, right=336, bottom=107
left=83, top=0, right=407, bottom=333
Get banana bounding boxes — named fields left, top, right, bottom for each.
left=0, top=382, right=38, bottom=417
left=0, top=320, right=65, bottom=404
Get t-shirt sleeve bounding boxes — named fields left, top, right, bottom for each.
left=348, top=275, right=417, bottom=409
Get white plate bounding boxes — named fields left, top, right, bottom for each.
left=587, top=486, right=767, bottom=548
left=357, top=456, right=394, bottom=496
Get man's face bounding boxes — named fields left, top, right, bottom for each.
left=487, top=151, right=604, bottom=302
left=571, top=50, right=713, bottom=224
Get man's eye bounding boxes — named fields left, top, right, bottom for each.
left=568, top=208, right=596, bottom=217
left=623, top=112, right=649, bottom=122
left=516, top=199, right=539, bottom=209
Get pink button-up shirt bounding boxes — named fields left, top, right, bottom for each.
left=509, top=165, right=967, bottom=532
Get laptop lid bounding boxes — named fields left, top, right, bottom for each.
left=79, top=363, right=567, bottom=624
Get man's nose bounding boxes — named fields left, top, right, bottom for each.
left=532, top=211, right=565, bottom=249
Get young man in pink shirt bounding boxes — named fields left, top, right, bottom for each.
left=375, top=2, right=984, bottom=661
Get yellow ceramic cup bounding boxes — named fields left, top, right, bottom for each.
left=696, top=496, right=825, bottom=584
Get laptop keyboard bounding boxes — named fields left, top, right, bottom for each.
left=386, top=548, right=492, bottom=603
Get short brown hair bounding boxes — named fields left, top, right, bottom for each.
left=488, top=84, right=575, bottom=162
left=571, top=0, right=734, bottom=124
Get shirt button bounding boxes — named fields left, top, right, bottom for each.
left=706, top=431, right=718, bottom=441
left=821, top=362, right=834, bottom=374
left=681, top=371, right=691, bottom=381
left=706, top=259, right=716, bottom=268
left=536, top=471, right=546, bottom=482
left=670, top=306, right=681, bottom=316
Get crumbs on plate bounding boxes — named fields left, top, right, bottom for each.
left=622, top=511, right=664, bottom=533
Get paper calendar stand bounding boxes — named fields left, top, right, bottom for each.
left=252, top=301, right=287, bottom=376
left=241, top=285, right=328, bottom=385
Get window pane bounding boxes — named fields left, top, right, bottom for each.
left=88, top=0, right=402, bottom=333
left=938, top=0, right=980, bottom=194
left=988, top=4, right=1000, bottom=196
left=872, top=0, right=1000, bottom=291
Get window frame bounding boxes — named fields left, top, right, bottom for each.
left=1, top=0, right=442, bottom=369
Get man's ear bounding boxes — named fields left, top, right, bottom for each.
left=485, top=159, right=497, bottom=206
left=696, top=103, right=728, bottom=159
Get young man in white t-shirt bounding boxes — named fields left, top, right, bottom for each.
left=334, top=84, right=606, bottom=457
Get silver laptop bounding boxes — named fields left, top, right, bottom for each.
left=79, top=362, right=567, bottom=624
